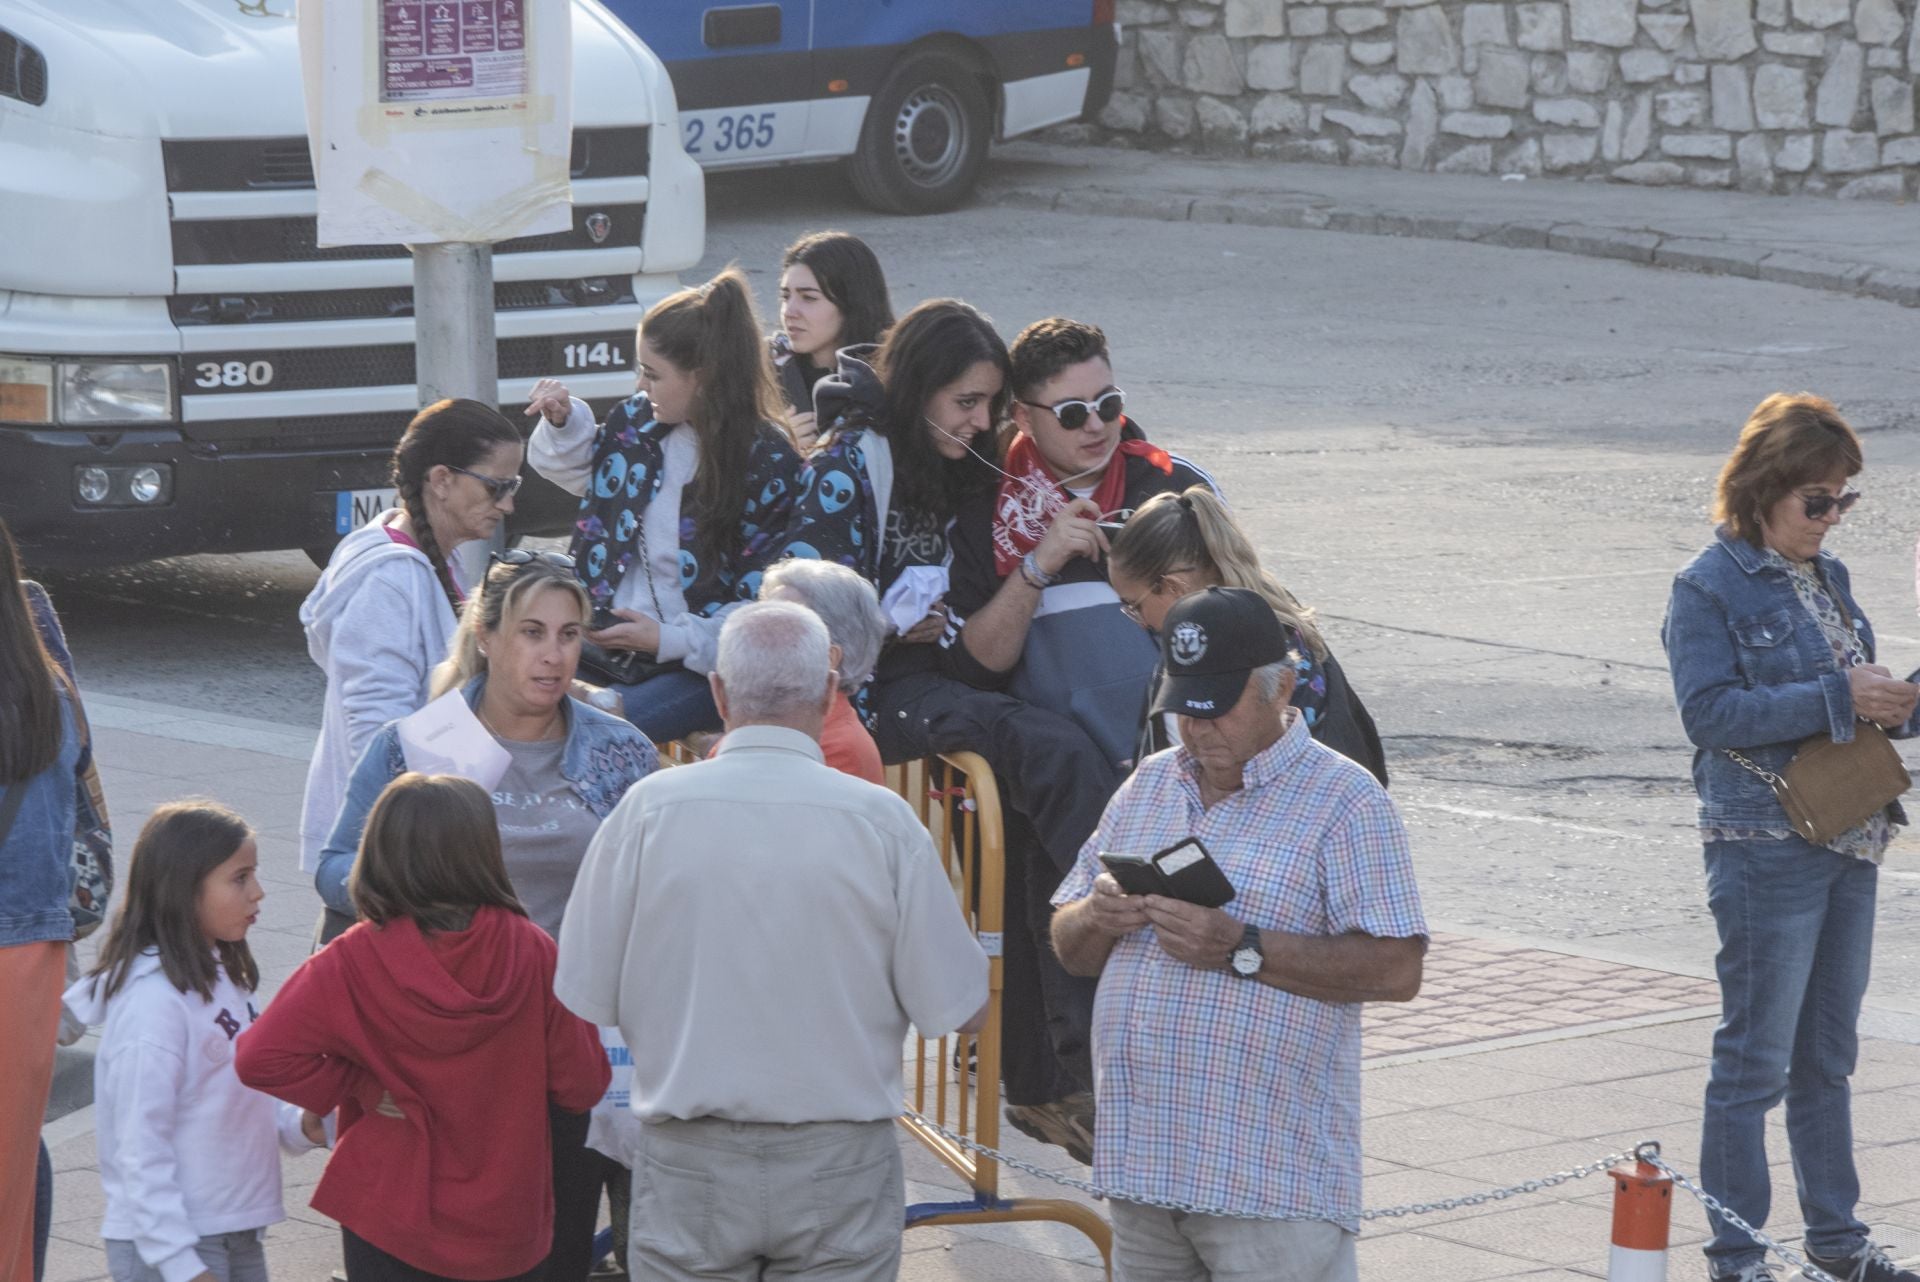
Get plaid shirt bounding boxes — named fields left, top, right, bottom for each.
left=1052, top=711, right=1427, bottom=1227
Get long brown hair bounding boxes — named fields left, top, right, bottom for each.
left=781, top=231, right=895, bottom=351
left=640, top=266, right=785, bottom=571
left=875, top=299, right=1010, bottom=520
left=1109, top=486, right=1329, bottom=661
left=431, top=558, right=591, bottom=698
left=90, top=802, right=259, bottom=1001
left=0, top=518, right=67, bottom=784
left=1714, top=393, right=1863, bottom=547
left=391, top=399, right=522, bottom=610
left=350, top=773, right=527, bottom=934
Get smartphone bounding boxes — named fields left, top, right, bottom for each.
left=589, top=606, right=620, bottom=633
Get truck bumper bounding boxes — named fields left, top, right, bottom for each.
left=1, top=422, right=584, bottom=570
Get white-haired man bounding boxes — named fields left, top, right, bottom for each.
left=1052, top=587, right=1427, bottom=1282
left=555, top=600, right=988, bottom=1282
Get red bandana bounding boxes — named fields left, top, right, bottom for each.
left=991, top=423, right=1172, bottom=577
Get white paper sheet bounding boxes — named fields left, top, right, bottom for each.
left=395, top=690, right=512, bottom=790
left=880, top=565, right=949, bottom=634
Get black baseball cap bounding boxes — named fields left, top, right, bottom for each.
left=1149, top=587, right=1288, bottom=720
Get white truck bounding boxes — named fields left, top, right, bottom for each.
left=0, top=0, right=704, bottom=568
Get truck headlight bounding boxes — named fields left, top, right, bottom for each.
left=58, top=361, right=173, bottom=424
left=0, top=356, right=174, bottom=425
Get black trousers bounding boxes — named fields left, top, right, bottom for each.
left=874, top=673, right=1113, bottom=1105
left=547, top=1105, right=600, bottom=1282
left=341, top=1229, right=544, bottom=1282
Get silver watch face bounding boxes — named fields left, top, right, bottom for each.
left=1231, top=946, right=1261, bottom=976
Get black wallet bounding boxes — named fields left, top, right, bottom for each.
left=1099, top=837, right=1236, bottom=908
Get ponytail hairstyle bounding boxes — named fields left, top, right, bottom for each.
left=91, top=801, right=259, bottom=1002
left=781, top=231, right=895, bottom=353
left=431, top=557, right=592, bottom=698
left=640, top=266, right=785, bottom=572
left=1109, top=486, right=1330, bottom=661
left=0, top=518, right=68, bottom=784
left=875, top=299, right=1011, bottom=521
left=390, top=399, right=522, bottom=611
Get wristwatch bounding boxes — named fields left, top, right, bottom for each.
left=1228, top=922, right=1263, bottom=978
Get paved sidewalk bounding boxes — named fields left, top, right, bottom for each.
left=39, top=701, right=1920, bottom=1280
left=983, top=140, right=1920, bottom=308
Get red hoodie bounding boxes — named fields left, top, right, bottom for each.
left=235, top=906, right=608, bottom=1281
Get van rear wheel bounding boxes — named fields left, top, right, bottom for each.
left=848, top=53, right=991, bottom=215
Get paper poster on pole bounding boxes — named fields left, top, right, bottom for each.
left=297, top=0, right=573, bottom=246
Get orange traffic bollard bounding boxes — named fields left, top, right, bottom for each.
left=1608, top=1142, right=1673, bottom=1281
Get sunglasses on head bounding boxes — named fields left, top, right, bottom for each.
left=1800, top=489, right=1861, bottom=520
left=489, top=548, right=576, bottom=570
left=450, top=465, right=524, bottom=503
left=1018, top=388, right=1126, bottom=431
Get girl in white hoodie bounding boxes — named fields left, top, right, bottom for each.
left=64, top=802, right=322, bottom=1282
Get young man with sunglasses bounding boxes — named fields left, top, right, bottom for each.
left=931, top=317, right=1217, bottom=1161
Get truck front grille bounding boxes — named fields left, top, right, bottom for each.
left=171, top=206, right=645, bottom=266
left=162, top=128, right=651, bottom=191
left=183, top=332, right=633, bottom=394
left=170, top=277, right=636, bottom=325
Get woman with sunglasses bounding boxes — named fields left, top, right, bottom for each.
left=1664, top=394, right=1920, bottom=1282
left=299, top=399, right=523, bottom=900
left=315, top=553, right=656, bottom=1282
left=524, top=267, right=802, bottom=743
left=771, top=230, right=895, bottom=450
left=1108, top=485, right=1387, bottom=785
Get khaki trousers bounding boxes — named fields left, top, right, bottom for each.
left=630, top=1117, right=902, bottom=1282
left=1110, top=1201, right=1359, bottom=1282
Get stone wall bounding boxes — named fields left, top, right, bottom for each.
left=1089, top=0, right=1920, bottom=196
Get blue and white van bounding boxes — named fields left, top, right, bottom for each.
left=600, top=0, right=1119, bottom=213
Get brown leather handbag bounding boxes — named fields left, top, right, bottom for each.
left=1726, top=722, right=1911, bottom=846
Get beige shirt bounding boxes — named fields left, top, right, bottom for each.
left=554, top=725, right=988, bottom=1123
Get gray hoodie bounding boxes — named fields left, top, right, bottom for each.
left=298, top=513, right=459, bottom=872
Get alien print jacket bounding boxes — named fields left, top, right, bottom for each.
left=566, top=392, right=804, bottom=615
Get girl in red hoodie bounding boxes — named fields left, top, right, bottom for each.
left=235, top=774, right=608, bottom=1282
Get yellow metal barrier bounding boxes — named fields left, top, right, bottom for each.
left=888, top=752, right=1113, bottom=1273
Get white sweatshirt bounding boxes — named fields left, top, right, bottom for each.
left=527, top=398, right=734, bottom=674
left=64, top=952, right=313, bottom=1282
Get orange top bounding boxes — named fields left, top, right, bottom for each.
left=820, top=694, right=885, bottom=785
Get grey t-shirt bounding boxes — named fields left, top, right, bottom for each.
left=491, top=734, right=602, bottom=938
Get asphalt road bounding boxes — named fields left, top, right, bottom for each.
left=36, top=160, right=1920, bottom=1026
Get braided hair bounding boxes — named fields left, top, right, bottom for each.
left=390, top=399, right=521, bottom=611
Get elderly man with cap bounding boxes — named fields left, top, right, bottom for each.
left=1051, top=586, right=1428, bottom=1282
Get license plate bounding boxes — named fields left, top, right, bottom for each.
left=551, top=336, right=629, bottom=374
left=335, top=487, right=397, bottom=535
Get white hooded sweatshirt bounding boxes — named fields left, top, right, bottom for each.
left=298, top=512, right=459, bottom=872
left=64, top=952, right=312, bottom=1282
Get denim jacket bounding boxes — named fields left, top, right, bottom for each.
left=314, top=676, right=658, bottom=914
left=0, top=691, right=80, bottom=947
left=1663, top=526, right=1909, bottom=833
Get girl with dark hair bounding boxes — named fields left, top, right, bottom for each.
left=241, top=774, right=610, bottom=1282
left=769, top=297, right=1009, bottom=710
left=298, top=399, right=522, bottom=883
left=1109, top=486, right=1388, bottom=784
left=524, top=266, right=804, bottom=742
left=63, top=802, right=323, bottom=1282
left=770, top=230, right=895, bottom=448
left=0, top=516, right=91, bottom=1282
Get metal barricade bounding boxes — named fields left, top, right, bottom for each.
left=889, top=751, right=1113, bottom=1273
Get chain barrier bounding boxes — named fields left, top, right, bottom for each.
left=902, top=1108, right=1629, bottom=1224
left=905, top=1112, right=1874, bottom=1279
left=1644, top=1151, right=1841, bottom=1282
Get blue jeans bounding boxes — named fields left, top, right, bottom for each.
left=613, top=668, right=719, bottom=744
left=1700, top=836, right=1875, bottom=1272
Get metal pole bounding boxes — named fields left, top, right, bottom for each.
left=413, top=241, right=504, bottom=585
